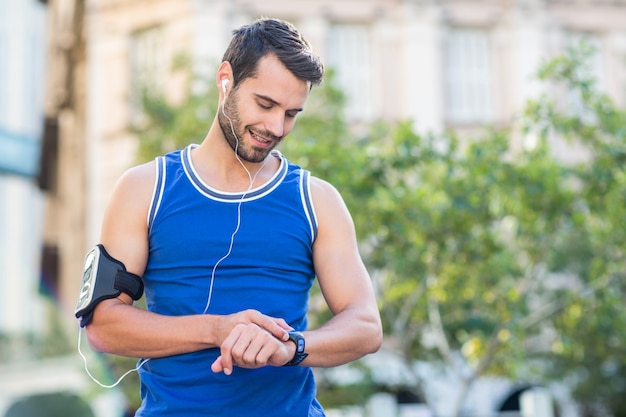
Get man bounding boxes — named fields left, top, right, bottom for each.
left=78, top=17, right=382, bottom=416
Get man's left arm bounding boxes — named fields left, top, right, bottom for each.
left=299, top=177, right=383, bottom=367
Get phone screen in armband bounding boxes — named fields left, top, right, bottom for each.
left=75, top=246, right=101, bottom=316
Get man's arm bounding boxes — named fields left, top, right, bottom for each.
left=84, top=162, right=291, bottom=370
left=299, top=177, right=383, bottom=367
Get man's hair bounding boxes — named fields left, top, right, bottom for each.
left=222, top=17, right=324, bottom=88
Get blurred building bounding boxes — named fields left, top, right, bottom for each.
left=0, top=0, right=126, bottom=416
left=32, top=0, right=626, bottom=415
left=54, top=0, right=626, bottom=298
left=0, top=0, right=47, bottom=359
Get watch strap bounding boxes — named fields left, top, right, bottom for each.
left=284, top=331, right=309, bottom=366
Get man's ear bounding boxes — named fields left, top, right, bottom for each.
left=217, top=61, right=233, bottom=95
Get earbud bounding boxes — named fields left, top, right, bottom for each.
left=221, top=79, right=229, bottom=93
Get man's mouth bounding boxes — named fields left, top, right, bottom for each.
left=250, top=130, right=272, bottom=145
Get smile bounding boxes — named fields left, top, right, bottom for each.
left=250, top=130, right=272, bottom=144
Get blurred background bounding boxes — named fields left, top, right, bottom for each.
left=1, top=0, right=626, bottom=416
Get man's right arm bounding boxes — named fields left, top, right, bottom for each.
left=84, top=163, right=290, bottom=360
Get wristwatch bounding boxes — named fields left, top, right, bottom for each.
left=284, top=331, right=309, bottom=366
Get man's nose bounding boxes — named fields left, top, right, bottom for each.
left=265, top=112, right=285, bottom=139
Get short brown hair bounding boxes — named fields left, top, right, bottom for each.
left=222, top=18, right=324, bottom=89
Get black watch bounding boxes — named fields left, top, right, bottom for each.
left=284, top=331, right=309, bottom=366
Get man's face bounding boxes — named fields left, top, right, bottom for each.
left=218, top=54, right=310, bottom=163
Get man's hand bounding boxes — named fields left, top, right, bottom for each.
left=211, top=310, right=293, bottom=375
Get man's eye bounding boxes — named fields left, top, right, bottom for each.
left=259, top=102, right=272, bottom=110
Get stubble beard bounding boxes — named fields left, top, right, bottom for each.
left=218, top=96, right=277, bottom=164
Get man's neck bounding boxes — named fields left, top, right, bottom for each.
left=191, top=128, right=280, bottom=192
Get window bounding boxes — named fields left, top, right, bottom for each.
left=129, top=26, right=168, bottom=125
left=327, top=23, right=373, bottom=121
left=445, top=28, right=494, bottom=124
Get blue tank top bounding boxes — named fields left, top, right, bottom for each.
left=136, top=145, right=325, bottom=417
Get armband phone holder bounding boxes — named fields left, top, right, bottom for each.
left=75, top=244, right=144, bottom=327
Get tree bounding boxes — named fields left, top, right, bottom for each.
left=133, top=54, right=220, bottom=163
left=290, top=44, right=626, bottom=416
left=339, top=122, right=585, bottom=416
left=521, top=41, right=626, bottom=417
left=127, top=45, right=626, bottom=417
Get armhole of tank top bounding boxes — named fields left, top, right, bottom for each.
left=300, top=169, right=318, bottom=244
left=147, top=156, right=166, bottom=233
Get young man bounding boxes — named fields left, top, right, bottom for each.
left=78, top=17, right=382, bottom=416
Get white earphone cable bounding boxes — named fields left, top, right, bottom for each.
left=203, top=97, right=269, bottom=315
left=77, top=326, right=150, bottom=388
left=80, top=92, right=268, bottom=388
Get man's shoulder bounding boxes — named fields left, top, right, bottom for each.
left=308, top=175, right=339, bottom=196
left=123, top=160, right=157, bottom=185
left=111, top=160, right=159, bottom=205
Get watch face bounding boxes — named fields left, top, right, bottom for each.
left=75, top=246, right=101, bottom=314
left=295, top=337, right=305, bottom=354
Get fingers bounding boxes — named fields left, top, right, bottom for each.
left=274, top=317, right=294, bottom=333
left=213, top=322, right=289, bottom=375
left=210, top=356, right=225, bottom=374
left=248, top=311, right=290, bottom=341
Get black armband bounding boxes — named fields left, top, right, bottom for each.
left=74, top=244, right=144, bottom=327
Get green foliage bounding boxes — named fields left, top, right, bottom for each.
left=294, top=43, right=626, bottom=415
left=130, top=45, right=626, bottom=416
left=522, top=41, right=626, bottom=416
left=276, top=68, right=355, bottom=183
left=133, top=54, right=220, bottom=162
left=316, top=381, right=378, bottom=409
left=352, top=122, right=583, bottom=382
left=0, top=300, right=73, bottom=364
